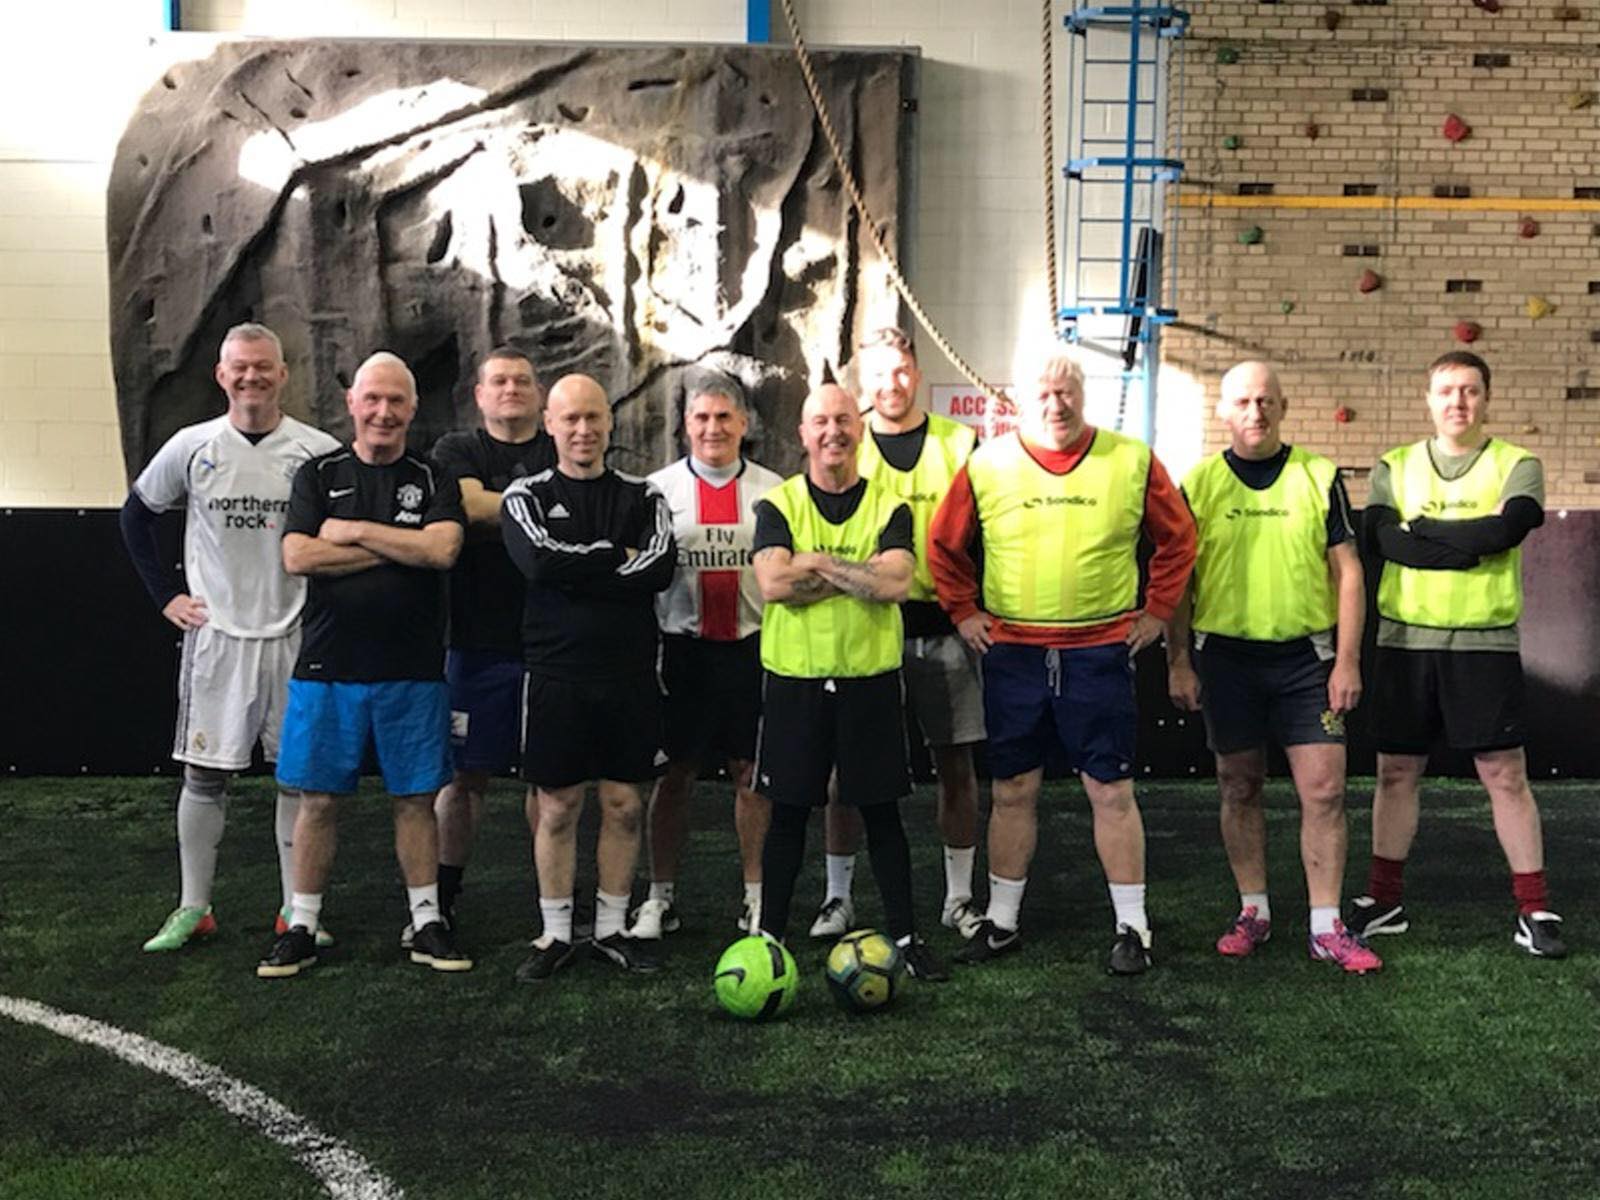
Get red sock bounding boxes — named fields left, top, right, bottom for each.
left=1512, top=870, right=1548, bottom=916
left=1367, top=855, right=1406, bottom=907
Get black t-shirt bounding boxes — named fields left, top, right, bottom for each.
left=501, top=468, right=676, bottom=681
left=870, top=423, right=929, bottom=473
left=869, top=425, right=954, bottom=639
left=751, top=477, right=915, bottom=554
left=432, top=428, right=557, bottom=655
left=285, top=448, right=465, bottom=681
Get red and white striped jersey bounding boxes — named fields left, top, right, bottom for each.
left=648, top=456, right=783, bottom=641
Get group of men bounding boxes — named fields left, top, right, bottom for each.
left=122, top=317, right=1566, bottom=984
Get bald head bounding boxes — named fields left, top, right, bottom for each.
left=545, top=373, right=611, bottom=477
left=799, top=384, right=864, bottom=486
left=1218, top=360, right=1285, bottom=460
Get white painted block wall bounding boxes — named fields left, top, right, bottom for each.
left=1, top=0, right=1071, bottom=505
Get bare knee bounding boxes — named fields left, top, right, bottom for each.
left=1216, top=762, right=1265, bottom=809
left=1377, top=754, right=1424, bottom=792
left=1083, top=776, right=1136, bottom=815
left=539, top=788, right=583, bottom=833
left=599, top=783, right=642, bottom=829
left=298, top=791, right=338, bottom=821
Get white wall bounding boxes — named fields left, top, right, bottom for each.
left=1, top=0, right=1060, bottom=505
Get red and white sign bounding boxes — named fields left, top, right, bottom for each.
left=930, top=384, right=1018, bottom=440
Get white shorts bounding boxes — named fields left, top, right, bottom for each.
left=173, top=624, right=299, bottom=770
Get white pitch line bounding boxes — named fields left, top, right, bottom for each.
left=0, top=994, right=404, bottom=1200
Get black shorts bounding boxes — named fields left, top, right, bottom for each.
left=522, top=672, right=664, bottom=789
left=1369, top=646, right=1525, bottom=755
left=659, top=633, right=762, bottom=767
left=1195, top=636, right=1344, bottom=755
left=753, top=670, right=910, bottom=809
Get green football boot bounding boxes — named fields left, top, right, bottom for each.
left=142, top=905, right=218, bottom=952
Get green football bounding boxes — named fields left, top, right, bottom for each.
left=714, top=935, right=799, bottom=1021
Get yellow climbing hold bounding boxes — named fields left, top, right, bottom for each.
left=1526, top=295, right=1554, bottom=320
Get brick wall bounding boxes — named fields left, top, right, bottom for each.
left=1169, top=1, right=1600, bottom=505
left=0, top=0, right=1062, bottom=505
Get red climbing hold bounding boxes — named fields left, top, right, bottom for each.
left=1453, top=320, right=1482, bottom=344
left=1442, top=113, right=1472, bottom=143
left=1519, top=217, right=1540, bottom=239
left=1305, top=122, right=1321, bottom=140
left=1358, top=269, right=1383, bottom=294
left=1334, top=406, right=1355, bottom=424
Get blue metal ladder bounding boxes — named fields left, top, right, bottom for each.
left=1059, top=3, right=1188, bottom=442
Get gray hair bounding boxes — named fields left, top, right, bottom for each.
left=682, top=367, right=747, bottom=413
left=220, top=322, right=283, bottom=360
left=352, top=350, right=417, bottom=396
left=1015, top=342, right=1086, bottom=392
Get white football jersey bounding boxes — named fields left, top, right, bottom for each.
left=133, top=414, right=341, bottom=638
left=648, top=456, right=782, bottom=641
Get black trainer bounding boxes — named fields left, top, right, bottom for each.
left=1107, top=924, right=1152, bottom=976
left=1347, top=895, right=1409, bottom=937
left=590, top=932, right=662, bottom=974
left=1513, top=911, right=1568, bottom=959
left=954, top=920, right=1023, bottom=964
left=899, top=936, right=951, bottom=982
left=409, top=921, right=473, bottom=972
left=256, top=926, right=317, bottom=979
left=515, top=938, right=578, bottom=983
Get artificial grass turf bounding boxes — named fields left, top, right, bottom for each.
left=2, top=775, right=1597, bottom=1199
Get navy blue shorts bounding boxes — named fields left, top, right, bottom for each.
left=446, top=648, right=524, bottom=775
left=982, top=642, right=1137, bottom=782
left=276, top=678, right=452, bottom=796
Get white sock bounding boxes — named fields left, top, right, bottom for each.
left=648, top=880, right=676, bottom=905
left=1310, top=905, right=1339, bottom=936
left=825, top=853, right=856, bottom=902
left=743, top=880, right=762, bottom=906
left=944, top=844, right=976, bottom=905
left=408, top=884, right=442, bottom=931
left=595, top=889, right=630, bottom=940
left=1241, top=891, right=1271, bottom=922
left=289, top=891, right=322, bottom=935
left=275, top=789, right=300, bottom=911
left=1109, top=882, right=1148, bottom=933
left=986, top=874, right=1027, bottom=932
left=176, top=786, right=227, bottom=909
left=539, top=896, right=574, bottom=945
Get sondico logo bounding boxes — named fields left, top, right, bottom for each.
left=1420, top=498, right=1479, bottom=515
left=1224, top=505, right=1291, bottom=520
left=1022, top=494, right=1097, bottom=509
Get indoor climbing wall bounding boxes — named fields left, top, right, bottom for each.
left=1168, top=0, right=1600, bottom=505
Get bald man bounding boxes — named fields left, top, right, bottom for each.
left=262, top=352, right=468, bottom=978
left=1167, top=361, right=1379, bottom=973
left=501, top=374, right=677, bottom=982
left=749, top=384, right=949, bottom=982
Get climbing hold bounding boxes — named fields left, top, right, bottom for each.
left=1280, top=300, right=1296, bottom=315
left=1442, top=113, right=1472, bottom=143
left=1358, top=269, right=1383, bottom=293
left=1334, top=406, right=1355, bottom=424
left=1472, top=0, right=1501, bottom=12
left=1526, top=295, right=1554, bottom=320
left=1223, top=134, right=1242, bottom=150
left=1519, top=217, right=1541, bottom=239
left=1238, top=226, right=1264, bottom=245
left=1324, top=8, right=1342, bottom=30
left=1217, top=46, right=1240, bottom=65
left=1453, top=320, right=1482, bottom=344
left=1304, top=121, right=1321, bottom=140
left=1555, top=5, right=1581, bottom=20
left=1565, top=90, right=1596, bottom=111
left=1521, top=424, right=1541, bottom=435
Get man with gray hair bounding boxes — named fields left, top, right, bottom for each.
left=930, top=346, right=1195, bottom=974
left=259, top=351, right=468, bottom=978
left=122, top=322, right=341, bottom=953
left=626, top=368, right=783, bottom=939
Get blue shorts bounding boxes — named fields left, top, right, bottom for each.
left=983, top=642, right=1137, bottom=783
left=276, top=679, right=452, bottom=796
left=447, top=649, right=525, bottom=774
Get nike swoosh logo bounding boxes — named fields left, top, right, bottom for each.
left=715, top=967, right=747, bottom=984
left=328, top=487, right=355, bottom=499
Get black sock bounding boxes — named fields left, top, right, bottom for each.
left=438, top=863, right=465, bottom=920
left=759, top=803, right=810, bottom=940
left=861, top=802, right=915, bottom=940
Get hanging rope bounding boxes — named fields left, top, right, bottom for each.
left=776, top=0, right=1003, bottom=398
left=1041, top=0, right=1061, bottom=331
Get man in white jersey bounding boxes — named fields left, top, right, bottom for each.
left=121, top=322, right=341, bottom=952
left=625, top=370, right=783, bottom=939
